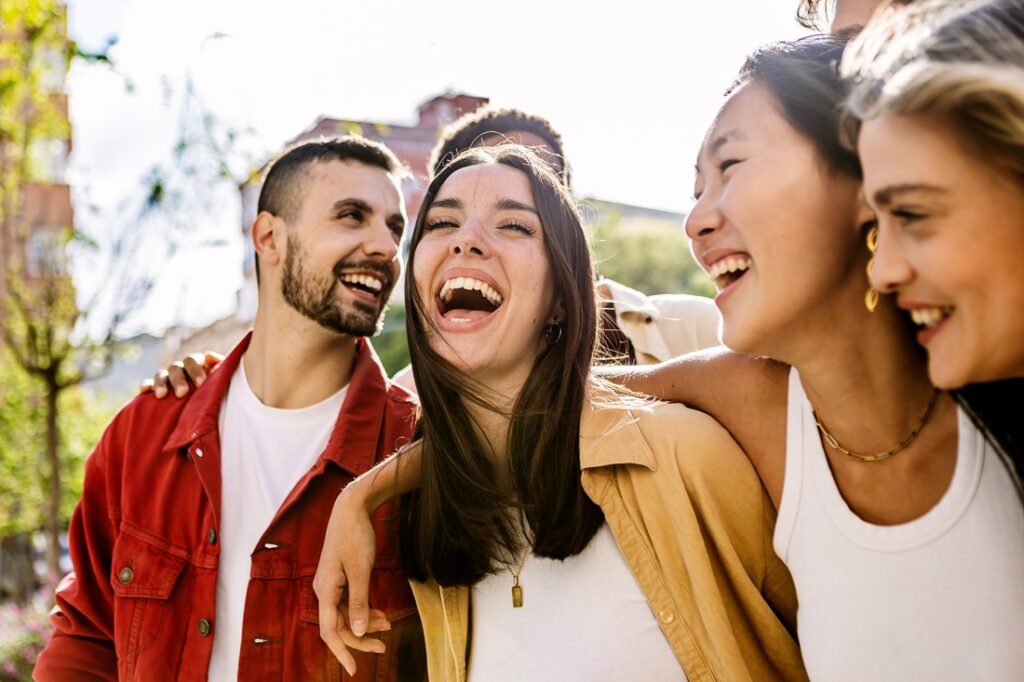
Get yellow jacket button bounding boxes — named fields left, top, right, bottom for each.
left=659, top=609, right=675, bottom=624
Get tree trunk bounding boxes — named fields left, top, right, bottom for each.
left=44, top=375, right=62, bottom=582
left=0, top=532, right=37, bottom=603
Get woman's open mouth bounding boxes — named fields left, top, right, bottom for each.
left=437, top=276, right=504, bottom=324
left=708, top=256, right=752, bottom=289
left=707, top=256, right=752, bottom=297
left=909, top=305, right=954, bottom=346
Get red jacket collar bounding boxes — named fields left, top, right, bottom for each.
left=162, top=331, right=398, bottom=476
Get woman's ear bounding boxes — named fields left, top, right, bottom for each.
left=548, top=302, right=566, bottom=326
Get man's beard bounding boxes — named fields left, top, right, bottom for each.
left=281, top=234, right=394, bottom=337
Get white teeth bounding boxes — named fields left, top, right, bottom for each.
left=439, top=277, right=503, bottom=307
left=909, top=306, right=953, bottom=328
left=707, top=256, right=753, bottom=282
left=340, top=273, right=384, bottom=292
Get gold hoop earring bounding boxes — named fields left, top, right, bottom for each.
left=864, top=226, right=879, bottom=313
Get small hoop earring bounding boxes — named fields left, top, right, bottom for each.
left=543, top=323, right=563, bottom=344
left=864, top=225, right=879, bottom=313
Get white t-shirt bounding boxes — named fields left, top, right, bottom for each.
left=207, top=363, right=348, bottom=681
left=467, top=524, right=687, bottom=682
left=775, top=368, right=1024, bottom=681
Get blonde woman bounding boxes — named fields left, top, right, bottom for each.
left=842, top=0, right=1024, bottom=485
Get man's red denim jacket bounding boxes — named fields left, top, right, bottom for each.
left=34, top=334, right=424, bottom=681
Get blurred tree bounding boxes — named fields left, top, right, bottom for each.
left=588, top=209, right=715, bottom=298
left=0, top=1, right=254, bottom=584
left=374, top=301, right=410, bottom=377
left=0, top=349, right=114, bottom=601
left=0, top=0, right=93, bottom=584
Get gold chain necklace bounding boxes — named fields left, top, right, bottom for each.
left=812, top=387, right=940, bottom=463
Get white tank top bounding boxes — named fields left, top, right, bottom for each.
left=467, top=524, right=687, bottom=682
left=775, top=369, right=1024, bottom=681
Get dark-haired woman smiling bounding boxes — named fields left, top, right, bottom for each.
left=316, top=144, right=807, bottom=682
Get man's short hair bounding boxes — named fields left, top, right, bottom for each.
left=258, top=135, right=406, bottom=223
left=254, top=136, right=406, bottom=282
left=428, top=107, right=570, bottom=187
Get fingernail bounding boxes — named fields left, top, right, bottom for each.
left=196, top=376, right=205, bottom=386
left=175, top=386, right=186, bottom=398
left=352, top=619, right=366, bottom=637
left=156, top=387, right=166, bottom=398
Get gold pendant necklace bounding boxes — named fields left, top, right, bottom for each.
left=510, top=554, right=526, bottom=608
left=812, top=387, right=940, bottom=463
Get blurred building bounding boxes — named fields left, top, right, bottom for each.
left=0, top=6, right=74, bottom=333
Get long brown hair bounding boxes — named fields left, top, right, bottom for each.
left=399, top=145, right=602, bottom=586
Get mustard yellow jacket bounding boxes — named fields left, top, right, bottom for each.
left=409, top=394, right=808, bottom=681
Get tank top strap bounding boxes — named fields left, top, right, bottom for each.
left=773, top=367, right=813, bottom=562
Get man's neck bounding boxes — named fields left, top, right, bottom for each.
left=243, top=305, right=359, bottom=409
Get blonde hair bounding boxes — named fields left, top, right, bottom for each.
left=841, top=0, right=1024, bottom=181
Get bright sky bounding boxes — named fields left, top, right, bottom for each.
left=66, top=0, right=811, bottom=334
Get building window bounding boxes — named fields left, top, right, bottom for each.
left=30, top=138, right=68, bottom=184
left=37, top=46, right=67, bottom=93
left=25, top=224, right=67, bottom=277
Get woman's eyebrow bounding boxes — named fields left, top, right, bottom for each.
left=429, top=197, right=463, bottom=210
left=872, top=183, right=948, bottom=208
left=495, top=198, right=539, bottom=215
left=706, top=128, right=744, bottom=157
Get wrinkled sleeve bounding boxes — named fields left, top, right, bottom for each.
left=34, top=422, right=120, bottom=682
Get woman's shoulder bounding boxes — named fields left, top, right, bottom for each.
left=584, top=384, right=753, bottom=477
left=637, top=401, right=752, bottom=470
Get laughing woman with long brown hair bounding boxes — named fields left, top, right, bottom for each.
left=313, top=144, right=806, bottom=682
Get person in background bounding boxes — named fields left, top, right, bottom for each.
left=797, top=0, right=915, bottom=32
left=35, top=137, right=426, bottom=681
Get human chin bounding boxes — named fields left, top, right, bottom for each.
left=718, top=311, right=762, bottom=356
left=926, top=313, right=1023, bottom=388
left=283, top=267, right=385, bottom=337
left=712, top=272, right=766, bottom=355
left=428, top=332, right=493, bottom=375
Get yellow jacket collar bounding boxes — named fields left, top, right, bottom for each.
left=578, top=385, right=658, bottom=472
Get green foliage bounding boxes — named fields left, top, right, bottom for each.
left=373, top=302, right=410, bottom=377
left=0, top=0, right=70, bottom=189
left=588, top=210, right=715, bottom=298
left=0, top=351, right=115, bottom=537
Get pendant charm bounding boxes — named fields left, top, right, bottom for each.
left=511, top=576, right=523, bottom=608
